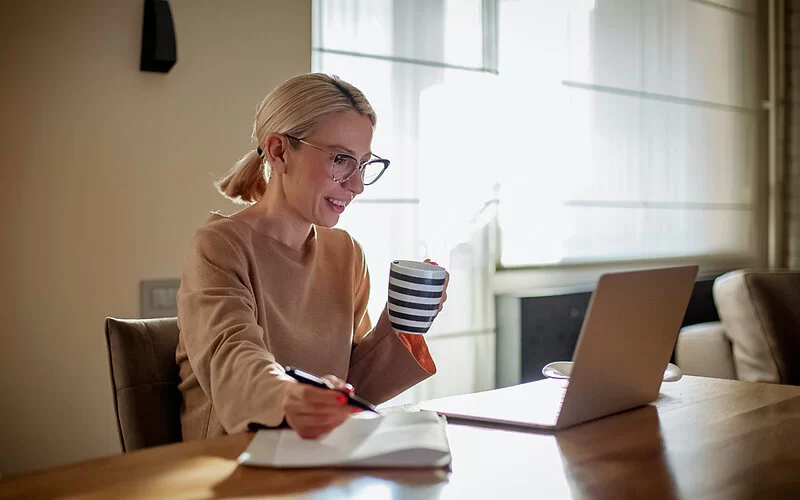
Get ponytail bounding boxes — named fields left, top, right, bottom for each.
left=214, top=149, right=268, bottom=205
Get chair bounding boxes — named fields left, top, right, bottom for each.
left=675, top=270, right=800, bottom=385
left=104, top=317, right=182, bottom=452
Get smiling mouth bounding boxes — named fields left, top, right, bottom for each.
left=325, top=196, right=349, bottom=214
left=325, top=197, right=348, bottom=207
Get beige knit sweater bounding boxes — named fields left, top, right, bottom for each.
left=175, top=213, right=436, bottom=440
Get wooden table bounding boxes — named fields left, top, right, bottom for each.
left=2, top=376, right=800, bottom=499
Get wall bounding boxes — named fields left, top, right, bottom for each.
left=786, top=0, right=800, bottom=268
left=0, top=0, right=310, bottom=475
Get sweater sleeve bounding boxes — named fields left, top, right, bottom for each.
left=177, top=227, right=293, bottom=433
left=347, top=241, right=436, bottom=404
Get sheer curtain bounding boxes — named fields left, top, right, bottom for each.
left=313, top=0, right=498, bottom=404
left=494, top=0, right=759, bottom=266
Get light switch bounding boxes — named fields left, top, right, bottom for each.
left=151, top=287, right=178, bottom=309
left=140, top=279, right=181, bottom=318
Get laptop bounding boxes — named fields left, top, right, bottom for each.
left=418, top=265, right=699, bottom=430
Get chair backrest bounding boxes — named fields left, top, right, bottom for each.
left=104, top=317, right=182, bottom=452
left=714, top=270, right=800, bottom=385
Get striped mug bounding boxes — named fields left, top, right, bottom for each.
left=387, top=260, right=447, bottom=334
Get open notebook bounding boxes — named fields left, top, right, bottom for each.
left=238, top=410, right=451, bottom=468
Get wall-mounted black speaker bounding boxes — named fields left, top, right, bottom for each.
left=140, top=0, right=177, bottom=73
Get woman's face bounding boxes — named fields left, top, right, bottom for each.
left=283, top=110, right=374, bottom=228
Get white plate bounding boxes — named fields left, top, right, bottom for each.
left=542, top=361, right=683, bottom=382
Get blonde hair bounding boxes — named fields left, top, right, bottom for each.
left=215, top=73, right=377, bottom=204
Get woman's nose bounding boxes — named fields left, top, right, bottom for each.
left=342, top=170, right=365, bottom=194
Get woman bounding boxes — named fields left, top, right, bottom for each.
left=176, top=73, right=447, bottom=440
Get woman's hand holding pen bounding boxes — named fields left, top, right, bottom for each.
left=283, top=374, right=357, bottom=439
left=282, top=258, right=447, bottom=440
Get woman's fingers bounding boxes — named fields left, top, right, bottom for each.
left=438, top=271, right=450, bottom=312
left=285, top=412, right=349, bottom=439
left=286, top=407, right=351, bottom=439
left=301, top=383, right=346, bottom=404
left=295, top=427, right=328, bottom=440
left=283, top=378, right=355, bottom=439
left=321, top=374, right=354, bottom=395
left=321, top=374, right=344, bottom=387
left=423, top=259, right=449, bottom=313
left=292, top=419, right=337, bottom=439
left=284, top=385, right=348, bottom=417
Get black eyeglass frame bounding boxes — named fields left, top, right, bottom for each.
left=284, top=134, right=390, bottom=186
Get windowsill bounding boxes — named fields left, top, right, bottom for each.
left=492, top=254, right=760, bottom=296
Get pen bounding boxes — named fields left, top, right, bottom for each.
left=284, top=365, right=379, bottom=413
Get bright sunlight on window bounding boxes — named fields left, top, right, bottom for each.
left=313, top=0, right=760, bottom=402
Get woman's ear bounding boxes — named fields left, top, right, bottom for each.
left=264, top=133, right=289, bottom=175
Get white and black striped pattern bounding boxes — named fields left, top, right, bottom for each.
left=387, top=261, right=447, bottom=334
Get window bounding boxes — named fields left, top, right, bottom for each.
left=494, top=0, right=760, bottom=267
left=313, top=0, right=761, bottom=400
left=315, top=0, right=761, bottom=269
left=314, top=0, right=498, bottom=402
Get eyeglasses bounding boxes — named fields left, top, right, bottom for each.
left=284, top=134, right=390, bottom=186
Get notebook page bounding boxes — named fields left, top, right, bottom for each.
left=323, top=412, right=449, bottom=462
left=239, top=410, right=450, bottom=468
